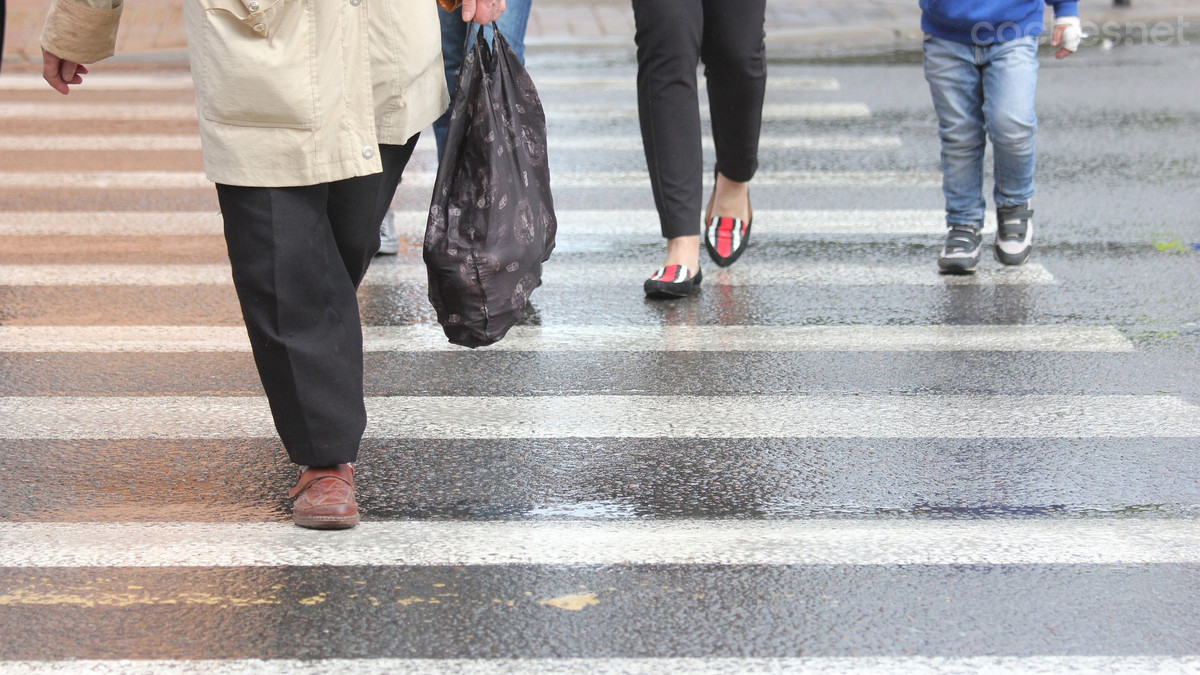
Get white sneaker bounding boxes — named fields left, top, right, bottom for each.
left=994, top=202, right=1033, bottom=266
left=937, top=223, right=983, bottom=275
left=376, top=208, right=399, bottom=256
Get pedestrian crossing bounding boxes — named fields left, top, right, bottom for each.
left=0, top=59, right=1196, bottom=673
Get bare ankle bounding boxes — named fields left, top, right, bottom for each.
left=663, top=235, right=700, bottom=271
left=709, top=173, right=751, bottom=222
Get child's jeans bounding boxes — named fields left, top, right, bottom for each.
left=923, top=34, right=1039, bottom=227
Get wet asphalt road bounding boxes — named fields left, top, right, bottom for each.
left=0, top=34, right=1198, bottom=674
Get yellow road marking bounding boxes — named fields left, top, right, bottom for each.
left=538, top=592, right=599, bottom=611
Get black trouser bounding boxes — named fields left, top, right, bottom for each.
left=631, top=0, right=767, bottom=239
left=216, top=138, right=417, bottom=467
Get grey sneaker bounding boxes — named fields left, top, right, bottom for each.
left=376, top=208, right=399, bottom=256
left=938, top=223, right=983, bottom=275
left=995, top=202, right=1033, bottom=266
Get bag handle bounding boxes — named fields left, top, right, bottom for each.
left=463, top=22, right=503, bottom=61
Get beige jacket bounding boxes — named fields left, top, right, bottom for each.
left=42, top=0, right=449, bottom=187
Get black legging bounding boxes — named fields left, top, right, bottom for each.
left=631, top=0, right=767, bottom=239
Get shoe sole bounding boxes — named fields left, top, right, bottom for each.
left=994, top=245, right=1031, bottom=266
left=644, top=282, right=698, bottom=299
left=294, top=513, right=360, bottom=530
left=938, top=259, right=979, bottom=275
left=644, top=271, right=703, bottom=299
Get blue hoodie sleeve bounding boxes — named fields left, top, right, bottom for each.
left=1050, top=1, right=1079, bottom=18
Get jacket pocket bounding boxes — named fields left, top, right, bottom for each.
left=195, top=0, right=317, bottom=129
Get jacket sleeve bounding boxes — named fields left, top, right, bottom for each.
left=1049, top=1, right=1079, bottom=19
left=41, top=0, right=124, bottom=64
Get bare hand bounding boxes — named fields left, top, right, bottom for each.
left=1050, top=15, right=1082, bottom=60
left=1050, top=24, right=1068, bottom=60
left=42, top=48, right=88, bottom=94
left=461, top=0, right=505, bottom=25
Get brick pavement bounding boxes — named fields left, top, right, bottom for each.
left=3, top=0, right=1199, bottom=70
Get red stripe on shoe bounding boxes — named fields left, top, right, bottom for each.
left=719, top=218, right=735, bottom=258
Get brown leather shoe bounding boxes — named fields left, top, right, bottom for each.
left=288, top=464, right=360, bottom=530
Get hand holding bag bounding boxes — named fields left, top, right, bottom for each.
left=424, top=25, right=557, bottom=348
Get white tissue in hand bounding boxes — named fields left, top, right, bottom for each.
left=1056, top=16, right=1082, bottom=52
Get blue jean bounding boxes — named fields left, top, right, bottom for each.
left=433, top=0, right=532, bottom=157
left=923, top=35, right=1038, bottom=227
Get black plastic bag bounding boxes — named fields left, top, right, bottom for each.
left=424, top=25, right=557, bottom=348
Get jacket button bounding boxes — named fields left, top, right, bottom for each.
left=349, top=0, right=361, bottom=5
left=248, top=1, right=259, bottom=10
left=362, top=147, right=375, bottom=159
left=252, top=23, right=266, bottom=32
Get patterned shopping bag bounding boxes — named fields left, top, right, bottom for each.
left=424, top=25, right=557, bottom=348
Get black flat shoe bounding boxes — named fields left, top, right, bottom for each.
left=644, top=264, right=702, bottom=299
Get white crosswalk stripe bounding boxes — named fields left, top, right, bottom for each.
left=0, top=169, right=944, bottom=189
left=2, top=520, right=1197, bottom=567
left=0, top=209, right=995, bottom=236
left=533, top=74, right=842, bottom=90
left=0, top=102, right=199, bottom=120
left=0, top=211, right=225, bottom=235
left=1, top=171, right=211, bottom=189
left=549, top=103, right=873, bottom=119
left=0, top=262, right=1055, bottom=286
left=0, top=134, right=205, bottom=151
left=0, top=325, right=1132, bottom=353
left=2, top=657, right=1197, bottom=675
left=0, top=73, right=840, bottom=91
left=0, top=133, right=902, bottom=152
left=0, top=74, right=198, bottom=90
left=0, top=102, right=870, bottom=121
left=550, top=135, right=903, bottom=151
left=2, top=394, right=1196, bottom=439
